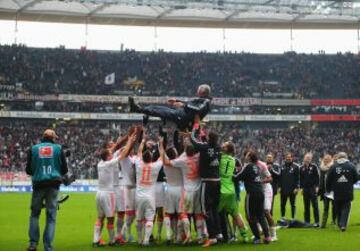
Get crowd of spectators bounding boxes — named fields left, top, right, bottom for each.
left=1, top=44, right=360, bottom=98
left=3, top=101, right=360, bottom=115
left=1, top=120, right=359, bottom=179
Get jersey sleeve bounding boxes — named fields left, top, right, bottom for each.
left=170, top=159, right=182, bottom=168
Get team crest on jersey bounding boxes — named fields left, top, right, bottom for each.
left=39, top=146, right=53, bottom=158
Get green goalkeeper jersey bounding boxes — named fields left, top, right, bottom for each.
left=219, top=153, right=236, bottom=194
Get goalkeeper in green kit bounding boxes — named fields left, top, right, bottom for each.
left=218, top=141, right=249, bottom=242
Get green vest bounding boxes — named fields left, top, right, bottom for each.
left=219, top=154, right=236, bottom=194
left=31, top=142, right=62, bottom=182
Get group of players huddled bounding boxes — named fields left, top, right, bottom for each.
left=92, top=115, right=280, bottom=248
left=92, top=85, right=358, bottom=248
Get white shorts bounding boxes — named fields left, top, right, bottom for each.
left=165, top=185, right=182, bottom=214
left=180, top=189, right=201, bottom=214
left=96, top=191, right=115, bottom=218
left=264, top=184, right=273, bottom=211
left=114, top=185, right=125, bottom=212
left=124, top=186, right=136, bottom=212
left=136, top=195, right=156, bottom=222
left=155, top=182, right=166, bottom=208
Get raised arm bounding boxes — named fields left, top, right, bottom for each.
left=190, top=115, right=207, bottom=151
left=119, top=132, right=137, bottom=160
left=159, top=136, right=172, bottom=167
left=137, top=138, right=145, bottom=158
left=112, top=134, right=129, bottom=153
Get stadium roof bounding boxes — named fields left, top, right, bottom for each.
left=1, top=0, right=360, bottom=29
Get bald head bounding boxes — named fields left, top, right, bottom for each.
left=43, top=129, right=58, bottom=141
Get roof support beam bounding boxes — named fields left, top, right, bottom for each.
left=156, top=8, right=173, bottom=19
left=13, top=0, right=42, bottom=13
left=88, top=3, right=110, bottom=17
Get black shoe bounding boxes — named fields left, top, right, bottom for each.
left=128, top=96, right=141, bottom=113
left=92, top=241, right=106, bottom=248
left=143, top=115, right=149, bottom=126
left=108, top=242, right=117, bottom=247
left=341, top=227, right=346, bottom=232
left=149, top=234, right=154, bottom=243
left=27, top=246, right=37, bottom=251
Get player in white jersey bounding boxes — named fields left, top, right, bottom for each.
left=257, top=159, right=277, bottom=241
left=93, top=133, right=137, bottom=247
left=134, top=137, right=163, bottom=246
left=161, top=141, right=205, bottom=245
left=92, top=149, right=118, bottom=247
left=113, top=150, right=126, bottom=242
left=103, top=133, right=130, bottom=244
left=162, top=147, right=183, bottom=244
left=118, top=127, right=141, bottom=243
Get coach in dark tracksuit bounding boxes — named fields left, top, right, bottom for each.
left=234, top=150, right=271, bottom=244
left=266, top=154, right=281, bottom=216
left=300, top=153, right=320, bottom=226
left=129, top=84, right=211, bottom=131
left=279, top=153, right=300, bottom=219
left=326, top=152, right=359, bottom=231
left=191, top=122, right=222, bottom=246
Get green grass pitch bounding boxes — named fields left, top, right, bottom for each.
left=0, top=192, right=359, bottom=251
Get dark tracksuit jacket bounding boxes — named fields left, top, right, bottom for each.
left=268, top=162, right=281, bottom=196
left=326, top=158, right=359, bottom=228
left=190, top=126, right=221, bottom=239
left=142, top=97, right=211, bottom=131
left=300, top=163, right=320, bottom=224
left=279, top=162, right=300, bottom=195
left=279, top=162, right=300, bottom=218
left=234, top=162, right=269, bottom=239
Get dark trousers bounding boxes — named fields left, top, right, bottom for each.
left=280, top=193, right=296, bottom=219
left=218, top=210, right=231, bottom=242
left=334, top=200, right=352, bottom=229
left=270, top=193, right=277, bottom=216
left=200, top=181, right=221, bottom=239
left=245, top=193, right=270, bottom=240
left=142, top=105, right=190, bottom=130
left=303, top=190, right=319, bottom=224
left=322, top=197, right=336, bottom=227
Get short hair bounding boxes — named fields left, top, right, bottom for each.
left=185, top=144, right=196, bottom=157
left=166, top=147, right=178, bottom=160
left=208, top=131, right=218, bottom=145
left=142, top=150, right=153, bottom=163
left=337, top=152, right=348, bottom=159
left=247, top=150, right=259, bottom=163
left=285, top=152, right=293, bottom=158
left=100, top=149, right=111, bottom=161
left=223, top=141, right=235, bottom=156
left=198, top=84, right=211, bottom=97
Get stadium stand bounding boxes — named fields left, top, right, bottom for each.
left=1, top=120, right=359, bottom=179
left=1, top=45, right=360, bottom=98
